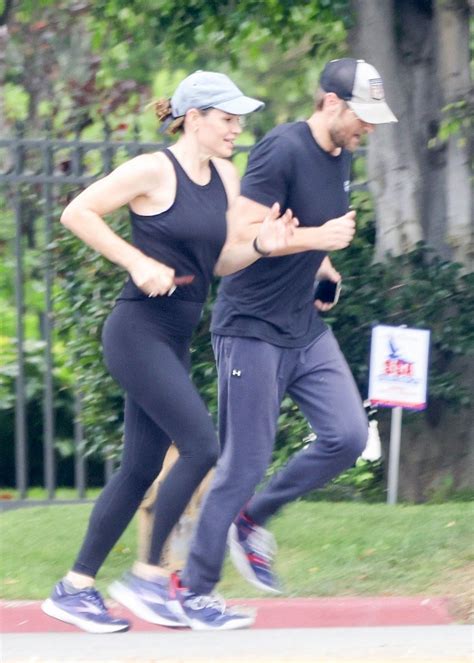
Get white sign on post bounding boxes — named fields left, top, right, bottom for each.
left=368, top=325, right=430, bottom=410
left=368, top=325, right=430, bottom=504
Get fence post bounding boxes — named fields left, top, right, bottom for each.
left=12, top=125, right=28, bottom=499
left=13, top=186, right=28, bottom=499
left=74, top=392, right=86, bottom=499
left=41, top=134, right=56, bottom=499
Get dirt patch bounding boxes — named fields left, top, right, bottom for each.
left=429, top=563, right=474, bottom=623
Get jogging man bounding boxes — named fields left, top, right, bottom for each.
left=169, top=58, right=397, bottom=629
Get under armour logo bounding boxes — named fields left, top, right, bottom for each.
left=232, top=369, right=241, bottom=377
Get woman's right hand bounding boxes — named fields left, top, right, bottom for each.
left=128, top=255, right=176, bottom=297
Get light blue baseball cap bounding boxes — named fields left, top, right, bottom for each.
left=171, top=71, right=264, bottom=118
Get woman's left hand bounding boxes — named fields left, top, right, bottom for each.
left=256, top=203, right=299, bottom=254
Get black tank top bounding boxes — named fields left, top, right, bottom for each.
left=119, top=148, right=228, bottom=305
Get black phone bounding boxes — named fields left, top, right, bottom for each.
left=314, top=279, right=342, bottom=304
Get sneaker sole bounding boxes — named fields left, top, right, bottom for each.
left=227, top=524, right=282, bottom=595
left=108, top=581, right=187, bottom=628
left=185, top=613, right=256, bottom=631
left=41, top=598, right=129, bottom=634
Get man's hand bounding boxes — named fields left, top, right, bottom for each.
left=318, top=210, right=356, bottom=251
left=255, top=202, right=299, bottom=254
left=315, top=256, right=341, bottom=312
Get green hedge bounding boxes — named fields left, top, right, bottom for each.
left=2, top=189, right=472, bottom=495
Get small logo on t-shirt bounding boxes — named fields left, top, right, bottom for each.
left=231, top=369, right=242, bottom=377
left=344, top=180, right=351, bottom=193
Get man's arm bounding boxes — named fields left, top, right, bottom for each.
left=228, top=196, right=356, bottom=255
left=213, top=159, right=299, bottom=276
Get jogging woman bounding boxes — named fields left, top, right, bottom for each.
left=42, top=71, right=296, bottom=633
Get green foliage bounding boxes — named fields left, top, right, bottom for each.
left=428, top=98, right=474, bottom=155
left=310, top=459, right=385, bottom=503
left=0, top=338, right=76, bottom=485
left=54, top=215, right=129, bottom=461
left=3, top=0, right=352, bottom=141
left=91, top=0, right=352, bottom=71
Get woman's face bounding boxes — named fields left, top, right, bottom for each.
left=195, top=109, right=243, bottom=158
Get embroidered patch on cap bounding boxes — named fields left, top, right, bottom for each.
left=369, top=78, right=385, bottom=101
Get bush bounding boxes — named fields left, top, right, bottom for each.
left=52, top=184, right=473, bottom=485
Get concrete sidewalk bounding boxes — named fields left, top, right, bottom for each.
left=2, top=626, right=473, bottom=662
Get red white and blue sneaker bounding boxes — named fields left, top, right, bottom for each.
left=228, top=511, right=282, bottom=594
left=108, top=572, right=187, bottom=627
left=41, top=580, right=130, bottom=633
left=168, top=572, right=255, bottom=630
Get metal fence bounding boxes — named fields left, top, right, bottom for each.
left=1, top=126, right=173, bottom=505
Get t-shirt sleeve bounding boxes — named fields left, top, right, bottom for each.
left=240, top=135, right=293, bottom=210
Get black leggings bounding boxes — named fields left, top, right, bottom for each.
left=73, top=300, right=219, bottom=577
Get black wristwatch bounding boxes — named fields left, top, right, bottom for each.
left=252, top=236, right=272, bottom=257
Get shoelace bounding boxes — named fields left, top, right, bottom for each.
left=185, top=592, right=226, bottom=614
left=81, top=588, right=108, bottom=613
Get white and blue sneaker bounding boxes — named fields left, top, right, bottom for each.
left=169, top=572, right=255, bottom=631
left=108, top=572, right=187, bottom=627
left=41, top=580, right=130, bottom=633
left=228, top=511, right=282, bottom=594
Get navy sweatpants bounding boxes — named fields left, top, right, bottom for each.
left=181, top=329, right=368, bottom=594
left=73, top=299, right=219, bottom=577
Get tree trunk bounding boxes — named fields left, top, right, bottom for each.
left=349, top=0, right=473, bottom=270
left=434, top=0, right=473, bottom=268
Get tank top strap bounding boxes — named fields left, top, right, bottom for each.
left=163, top=148, right=219, bottom=187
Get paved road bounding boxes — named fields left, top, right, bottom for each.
left=2, top=625, right=472, bottom=662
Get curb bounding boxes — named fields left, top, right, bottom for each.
left=1, top=596, right=455, bottom=633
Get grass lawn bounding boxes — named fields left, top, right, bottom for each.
left=1, top=500, right=473, bottom=620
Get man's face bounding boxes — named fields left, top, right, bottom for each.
left=329, top=101, right=375, bottom=152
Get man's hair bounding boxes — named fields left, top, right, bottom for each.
left=314, top=87, right=348, bottom=112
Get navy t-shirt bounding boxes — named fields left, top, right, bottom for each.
left=211, top=121, right=351, bottom=347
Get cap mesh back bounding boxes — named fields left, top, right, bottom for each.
left=320, top=58, right=357, bottom=101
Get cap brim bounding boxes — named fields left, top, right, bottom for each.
left=213, top=96, right=265, bottom=115
left=348, top=100, right=398, bottom=124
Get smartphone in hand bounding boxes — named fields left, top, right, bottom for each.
left=314, top=279, right=342, bottom=304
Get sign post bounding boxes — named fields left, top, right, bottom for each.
left=387, top=406, right=402, bottom=505
left=368, top=325, right=430, bottom=504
